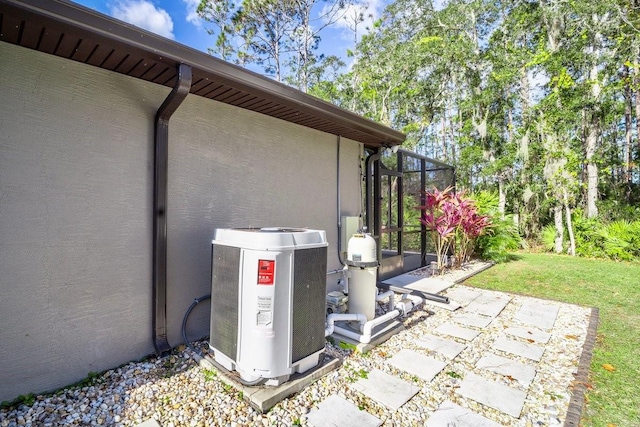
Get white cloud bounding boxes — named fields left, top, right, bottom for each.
left=182, top=0, right=202, bottom=26
left=110, top=0, right=175, bottom=39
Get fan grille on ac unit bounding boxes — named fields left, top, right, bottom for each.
left=291, top=246, right=327, bottom=363
left=210, top=245, right=241, bottom=360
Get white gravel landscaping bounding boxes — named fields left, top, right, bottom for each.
left=0, top=262, right=595, bottom=427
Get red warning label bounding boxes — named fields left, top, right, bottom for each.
left=257, top=259, right=275, bottom=285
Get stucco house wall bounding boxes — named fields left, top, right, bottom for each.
left=0, top=41, right=360, bottom=402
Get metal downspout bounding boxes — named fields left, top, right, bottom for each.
left=363, top=148, right=383, bottom=272
left=365, top=148, right=382, bottom=234
left=153, top=64, right=192, bottom=356
left=336, top=135, right=345, bottom=266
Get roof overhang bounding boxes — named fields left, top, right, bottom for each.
left=0, top=0, right=406, bottom=148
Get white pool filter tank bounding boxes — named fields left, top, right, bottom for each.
left=209, top=227, right=328, bottom=386
left=346, top=233, right=378, bottom=321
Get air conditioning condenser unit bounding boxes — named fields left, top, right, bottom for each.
left=210, top=227, right=328, bottom=386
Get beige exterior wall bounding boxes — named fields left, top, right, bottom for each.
left=0, top=42, right=361, bottom=402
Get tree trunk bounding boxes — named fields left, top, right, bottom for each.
left=441, top=114, right=447, bottom=161
left=634, top=45, right=640, bottom=178
left=585, top=122, right=599, bottom=218
left=563, top=188, right=575, bottom=256
left=498, top=176, right=506, bottom=219
left=519, top=67, right=531, bottom=233
left=606, top=119, right=616, bottom=183
left=584, top=61, right=600, bottom=218
left=554, top=203, right=564, bottom=254
left=623, top=73, right=632, bottom=195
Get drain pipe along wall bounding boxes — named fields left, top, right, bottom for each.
left=152, top=64, right=192, bottom=356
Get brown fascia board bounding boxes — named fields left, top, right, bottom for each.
left=0, top=0, right=406, bottom=147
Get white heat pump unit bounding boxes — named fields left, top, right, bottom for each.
left=210, top=227, right=328, bottom=386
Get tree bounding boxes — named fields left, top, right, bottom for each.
left=197, top=0, right=348, bottom=88
left=308, top=0, right=640, bottom=252
left=286, top=0, right=351, bottom=91
left=197, top=0, right=236, bottom=61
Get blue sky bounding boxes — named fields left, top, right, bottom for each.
left=73, top=0, right=389, bottom=74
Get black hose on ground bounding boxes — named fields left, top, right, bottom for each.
left=181, top=294, right=266, bottom=387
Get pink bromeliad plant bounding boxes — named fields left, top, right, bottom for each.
left=418, top=187, right=491, bottom=271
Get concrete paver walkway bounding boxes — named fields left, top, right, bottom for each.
left=306, top=276, right=596, bottom=427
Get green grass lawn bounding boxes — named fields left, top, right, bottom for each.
left=464, top=252, right=640, bottom=427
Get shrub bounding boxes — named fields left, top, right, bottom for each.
left=598, top=220, right=637, bottom=261
left=571, top=213, right=605, bottom=258
left=549, top=210, right=640, bottom=260
left=417, top=187, right=492, bottom=269
left=541, top=224, right=558, bottom=252
left=472, top=191, right=523, bottom=263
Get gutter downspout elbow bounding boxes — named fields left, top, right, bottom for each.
left=152, top=64, right=192, bottom=356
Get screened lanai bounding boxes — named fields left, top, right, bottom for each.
left=365, top=148, right=456, bottom=280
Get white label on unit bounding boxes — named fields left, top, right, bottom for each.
left=257, top=310, right=272, bottom=326
left=257, top=295, right=273, bottom=310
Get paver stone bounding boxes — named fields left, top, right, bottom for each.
left=426, top=400, right=503, bottom=427
left=305, top=395, right=382, bottom=427
left=352, top=369, right=420, bottom=411
left=435, top=322, right=481, bottom=341
left=514, top=300, right=560, bottom=330
left=476, top=352, right=537, bottom=387
left=388, top=349, right=447, bottom=382
left=415, top=334, right=467, bottom=359
left=457, top=372, right=527, bottom=418
left=492, top=336, right=544, bottom=361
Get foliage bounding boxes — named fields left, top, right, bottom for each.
left=597, top=220, right=640, bottom=261
left=418, top=186, right=456, bottom=270
left=1, top=394, right=36, bottom=410
left=597, top=198, right=640, bottom=223
left=417, top=187, right=491, bottom=270
left=541, top=224, right=559, bottom=252
left=546, top=211, right=640, bottom=261
left=472, top=191, right=523, bottom=262
left=571, top=215, right=606, bottom=258
left=203, top=368, right=217, bottom=382
left=302, top=0, right=640, bottom=247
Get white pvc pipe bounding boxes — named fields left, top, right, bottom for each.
left=325, top=313, right=367, bottom=337
left=376, top=290, right=395, bottom=311
left=406, top=294, right=424, bottom=306
left=332, top=309, right=401, bottom=344
left=362, top=309, right=400, bottom=338
left=327, top=294, right=422, bottom=345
